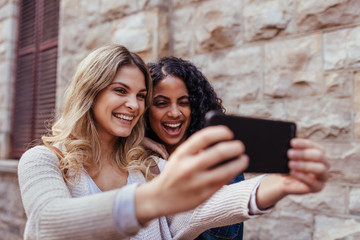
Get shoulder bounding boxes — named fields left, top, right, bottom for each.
left=18, top=145, right=60, bottom=174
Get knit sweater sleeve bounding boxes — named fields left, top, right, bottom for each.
left=168, top=175, right=263, bottom=240
left=18, top=146, right=133, bottom=240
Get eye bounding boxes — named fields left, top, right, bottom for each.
left=115, top=88, right=127, bottom=94
left=153, top=101, right=168, bottom=107
left=179, top=101, right=190, bottom=106
left=137, top=93, right=146, bottom=99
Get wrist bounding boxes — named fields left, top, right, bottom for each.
left=256, top=174, right=287, bottom=210
left=135, top=183, right=158, bottom=225
left=135, top=180, right=162, bottom=225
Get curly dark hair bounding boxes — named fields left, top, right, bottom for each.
left=146, top=56, right=225, bottom=141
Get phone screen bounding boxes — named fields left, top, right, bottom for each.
left=204, top=111, right=297, bottom=173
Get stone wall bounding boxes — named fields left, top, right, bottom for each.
left=1, top=0, right=360, bottom=239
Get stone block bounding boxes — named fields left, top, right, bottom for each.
left=349, top=187, right=360, bottom=215
left=100, top=0, right=138, bottom=19
left=0, top=40, right=16, bottom=63
left=84, top=22, right=112, bottom=50
left=243, top=0, right=295, bottom=41
left=194, top=0, right=243, bottom=53
left=191, top=46, right=263, bottom=110
left=111, top=8, right=169, bottom=60
left=244, top=213, right=312, bottom=240
left=212, top=75, right=261, bottom=104
left=287, top=97, right=352, bottom=140
left=193, top=46, right=262, bottom=79
left=0, top=2, right=17, bottom=21
left=0, top=0, right=6, bottom=8
left=0, top=61, right=8, bottom=83
left=314, top=215, right=360, bottom=240
left=297, top=0, right=360, bottom=32
left=172, top=0, right=201, bottom=9
left=261, top=195, right=314, bottom=220
left=57, top=52, right=87, bottom=91
left=112, top=14, right=151, bottom=53
left=60, top=21, right=88, bottom=54
left=0, top=172, right=26, bottom=240
left=236, top=101, right=287, bottom=120
left=0, top=82, right=12, bottom=110
left=60, top=0, right=81, bottom=24
left=79, top=0, right=100, bottom=16
left=264, top=34, right=323, bottom=98
left=172, top=6, right=196, bottom=57
left=324, top=26, right=360, bottom=70
left=138, top=0, right=166, bottom=9
left=324, top=142, right=360, bottom=184
left=0, top=18, right=14, bottom=43
left=286, top=184, right=347, bottom=215
left=353, top=72, right=360, bottom=139
left=0, top=133, right=10, bottom=158
left=0, top=108, right=11, bottom=133
left=325, top=71, right=353, bottom=97
left=0, top=43, right=5, bottom=61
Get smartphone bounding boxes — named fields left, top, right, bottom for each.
left=204, top=110, right=297, bottom=173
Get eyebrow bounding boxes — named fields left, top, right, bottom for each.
left=153, top=95, right=189, bottom=100
left=111, top=82, right=147, bottom=93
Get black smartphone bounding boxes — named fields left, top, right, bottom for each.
left=204, top=110, right=297, bottom=173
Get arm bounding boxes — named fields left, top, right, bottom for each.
left=19, top=126, right=248, bottom=239
left=256, top=138, right=329, bottom=210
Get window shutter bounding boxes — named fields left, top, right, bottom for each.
left=34, top=47, right=57, bottom=140
left=11, top=0, right=59, bottom=158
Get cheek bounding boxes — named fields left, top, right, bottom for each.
left=148, top=108, right=162, bottom=123
left=148, top=110, right=166, bottom=134
left=139, top=102, right=146, bottom=115
left=183, top=107, right=192, bottom=120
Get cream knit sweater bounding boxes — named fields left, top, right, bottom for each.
left=18, top=146, right=260, bottom=240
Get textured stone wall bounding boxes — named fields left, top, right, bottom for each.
left=56, top=0, right=360, bottom=239
left=0, top=0, right=359, bottom=239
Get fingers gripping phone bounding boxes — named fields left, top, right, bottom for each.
left=204, top=111, right=297, bottom=173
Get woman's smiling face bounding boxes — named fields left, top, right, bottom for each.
left=92, top=65, right=147, bottom=144
left=148, top=75, right=191, bottom=152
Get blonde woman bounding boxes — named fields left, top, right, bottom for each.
left=18, top=44, right=329, bottom=240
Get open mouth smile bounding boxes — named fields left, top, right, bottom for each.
left=114, top=113, right=134, bottom=124
left=162, top=122, right=183, bottom=136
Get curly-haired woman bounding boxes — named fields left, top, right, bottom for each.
left=144, top=56, right=246, bottom=240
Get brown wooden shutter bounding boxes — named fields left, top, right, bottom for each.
left=11, top=0, right=59, bottom=158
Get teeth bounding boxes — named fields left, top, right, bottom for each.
left=115, top=114, right=134, bottom=121
left=164, top=123, right=181, bottom=128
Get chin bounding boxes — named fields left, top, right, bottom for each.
left=117, top=131, right=132, bottom=138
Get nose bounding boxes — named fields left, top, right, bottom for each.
left=125, top=95, right=139, bottom=111
left=168, top=104, right=181, bottom=118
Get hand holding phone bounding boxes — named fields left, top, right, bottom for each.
left=204, top=111, right=297, bottom=173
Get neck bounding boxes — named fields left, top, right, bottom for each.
left=166, top=144, right=177, bottom=155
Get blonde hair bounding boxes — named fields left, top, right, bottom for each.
left=42, top=44, right=157, bottom=182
